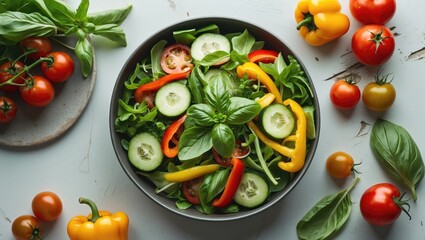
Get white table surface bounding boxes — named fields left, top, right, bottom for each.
left=1, top=0, right=425, bottom=239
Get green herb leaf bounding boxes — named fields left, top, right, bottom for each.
left=187, top=104, right=216, bottom=127
left=212, top=123, right=235, bottom=158
left=93, top=23, right=127, bottom=46
left=43, top=0, right=76, bottom=27
left=297, top=178, right=360, bottom=240
left=173, top=24, right=219, bottom=45
left=226, top=97, right=261, bottom=125
left=75, top=36, right=94, bottom=78
left=178, top=126, right=213, bottom=161
left=76, top=0, right=89, bottom=21
left=198, top=50, right=230, bottom=67
left=370, top=119, right=424, bottom=200
left=150, top=40, right=166, bottom=79
left=88, top=4, right=132, bottom=25
left=205, top=168, right=230, bottom=203
left=187, top=65, right=204, bottom=103
left=231, top=29, right=255, bottom=55
left=204, top=77, right=230, bottom=112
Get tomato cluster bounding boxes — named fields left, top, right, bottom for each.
left=0, top=36, right=75, bottom=124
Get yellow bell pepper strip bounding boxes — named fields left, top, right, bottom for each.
left=67, top=197, right=129, bottom=240
left=237, top=62, right=282, bottom=103
left=256, top=93, right=276, bottom=109
left=295, top=0, right=350, bottom=46
left=212, top=157, right=245, bottom=208
left=161, top=114, right=187, bottom=158
left=164, top=164, right=221, bottom=182
left=247, top=99, right=307, bottom=173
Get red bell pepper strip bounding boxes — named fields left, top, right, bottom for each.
left=248, top=49, right=279, bottom=63
left=161, top=114, right=187, bottom=158
left=212, top=157, right=245, bottom=208
left=134, top=71, right=189, bottom=103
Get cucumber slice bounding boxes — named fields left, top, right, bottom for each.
left=259, top=103, right=295, bottom=140
left=128, top=132, right=163, bottom=171
left=303, top=105, right=316, bottom=140
left=155, top=82, right=191, bottom=117
left=234, top=172, right=269, bottom=208
left=191, top=33, right=231, bottom=65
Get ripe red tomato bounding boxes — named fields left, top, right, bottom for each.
left=326, top=151, right=355, bottom=179
left=0, top=61, right=26, bottom=92
left=350, top=0, right=396, bottom=25
left=41, top=51, right=75, bottom=82
left=32, top=191, right=63, bottom=222
left=0, top=96, right=17, bottom=123
left=160, top=44, right=193, bottom=74
left=181, top=177, right=203, bottom=204
left=352, top=25, right=395, bottom=66
left=20, top=75, right=55, bottom=107
left=360, top=183, right=410, bottom=225
left=19, top=36, right=52, bottom=60
left=329, top=79, right=361, bottom=110
left=11, top=215, right=43, bottom=240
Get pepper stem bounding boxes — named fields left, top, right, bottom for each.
left=79, top=197, right=101, bottom=223
left=296, top=13, right=316, bottom=31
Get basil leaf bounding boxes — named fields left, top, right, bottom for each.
left=371, top=119, right=425, bottom=200
left=187, top=65, right=204, bottom=103
left=231, top=29, right=255, bottom=55
left=212, top=123, right=235, bottom=158
left=297, top=178, right=360, bottom=240
left=0, top=11, right=57, bottom=45
left=88, top=4, right=132, bottom=25
left=178, top=126, right=213, bottom=161
left=75, top=36, right=94, bottom=78
left=194, top=24, right=219, bottom=35
left=93, top=23, right=126, bottom=46
left=226, top=97, right=261, bottom=125
left=187, top=104, right=216, bottom=127
left=198, top=174, right=215, bottom=214
left=176, top=199, right=192, bottom=210
left=198, top=51, right=230, bottom=67
left=43, top=0, right=76, bottom=27
left=76, top=0, right=89, bottom=21
left=173, top=24, right=219, bottom=45
left=204, top=77, right=230, bottom=112
left=151, top=40, right=166, bottom=79
left=206, top=168, right=230, bottom=203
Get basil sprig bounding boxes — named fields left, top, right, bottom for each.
left=371, top=119, right=424, bottom=200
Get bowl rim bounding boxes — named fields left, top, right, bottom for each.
left=109, top=16, right=321, bottom=221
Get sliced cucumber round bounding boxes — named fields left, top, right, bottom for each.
left=259, top=103, right=295, bottom=140
left=128, top=132, right=163, bottom=171
left=155, top=82, right=191, bottom=117
left=234, top=172, right=269, bottom=208
left=191, top=33, right=231, bottom=65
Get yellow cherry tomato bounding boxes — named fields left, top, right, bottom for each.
left=326, top=151, right=355, bottom=178
left=362, top=81, right=396, bottom=112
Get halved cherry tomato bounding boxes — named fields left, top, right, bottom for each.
left=329, top=78, right=361, bottom=110
left=248, top=49, right=278, bottom=63
left=349, top=0, right=396, bottom=25
left=11, top=215, right=43, bottom=240
left=41, top=51, right=75, bottom=82
left=160, top=44, right=194, bottom=74
left=212, top=139, right=250, bottom=166
left=0, top=61, right=26, bottom=92
left=32, top=191, right=63, bottom=222
left=19, top=36, right=52, bottom=60
left=0, top=96, right=17, bottom=123
left=181, top=176, right=203, bottom=204
left=20, top=75, right=55, bottom=107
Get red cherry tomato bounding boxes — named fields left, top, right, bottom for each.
left=160, top=44, right=193, bottom=74
left=212, top=139, right=250, bottom=166
left=0, top=96, right=17, bottom=123
left=360, top=183, right=411, bottom=226
left=181, top=177, right=203, bottom=204
left=248, top=49, right=278, bottom=63
left=20, top=75, right=55, bottom=107
left=11, top=215, right=43, bottom=240
left=19, top=36, right=52, bottom=60
left=32, top=191, right=63, bottom=222
left=352, top=25, right=395, bottom=66
left=0, top=61, right=26, bottom=92
left=41, top=51, right=75, bottom=82
left=329, top=79, right=361, bottom=110
left=349, top=0, right=396, bottom=25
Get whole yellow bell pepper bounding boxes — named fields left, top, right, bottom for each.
left=67, top=198, right=129, bottom=240
left=295, top=0, right=350, bottom=46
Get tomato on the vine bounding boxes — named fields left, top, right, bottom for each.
left=360, top=183, right=411, bottom=226
left=329, top=78, right=361, bottom=110
left=32, top=191, right=63, bottom=222
left=41, top=51, right=75, bottom=82
left=181, top=177, right=203, bottom=204
left=19, top=36, right=52, bottom=60
left=0, top=61, right=26, bottom=92
left=362, top=72, right=396, bottom=111
left=160, top=44, right=194, bottom=74
left=326, top=151, right=358, bottom=179
left=11, top=215, right=43, bottom=240
left=349, top=0, right=396, bottom=25
left=0, top=96, right=17, bottom=123
left=20, top=75, right=55, bottom=107
left=352, top=25, right=395, bottom=66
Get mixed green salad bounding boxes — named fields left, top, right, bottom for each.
left=115, top=24, right=316, bottom=214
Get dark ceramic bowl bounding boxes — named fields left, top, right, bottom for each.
left=110, top=17, right=320, bottom=221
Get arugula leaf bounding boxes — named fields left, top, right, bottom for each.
left=87, top=4, right=132, bottom=25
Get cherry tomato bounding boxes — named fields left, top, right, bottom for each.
left=20, top=76, right=55, bottom=107
left=329, top=79, right=361, bottom=110
left=362, top=80, right=396, bottom=112
left=160, top=44, right=193, bottom=74
left=19, top=37, right=52, bottom=60
left=326, top=151, right=355, bottom=179
left=0, top=96, right=17, bottom=123
left=32, top=191, right=63, bottom=222
left=248, top=49, right=278, bottom=63
left=11, top=215, right=43, bottom=240
left=360, top=183, right=410, bottom=225
left=0, top=61, right=26, bottom=92
left=352, top=25, right=395, bottom=66
left=181, top=177, right=203, bottom=204
left=212, top=148, right=233, bottom=167
left=212, top=139, right=250, bottom=166
left=41, top=51, right=75, bottom=82
left=349, top=0, right=396, bottom=25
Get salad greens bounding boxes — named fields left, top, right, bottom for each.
left=115, top=24, right=316, bottom=214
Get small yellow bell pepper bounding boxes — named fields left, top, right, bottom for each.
left=67, top=198, right=129, bottom=240
left=164, top=164, right=220, bottom=182
left=295, top=0, right=350, bottom=46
